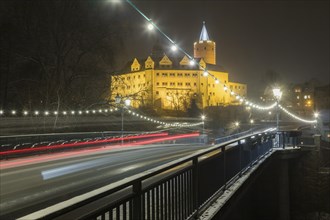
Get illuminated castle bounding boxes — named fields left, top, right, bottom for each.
left=110, top=22, right=247, bottom=111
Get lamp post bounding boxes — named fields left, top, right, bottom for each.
left=250, top=119, right=254, bottom=133
left=235, top=121, right=240, bottom=134
left=314, top=112, right=319, bottom=134
left=272, top=88, right=282, bottom=131
left=201, top=115, right=206, bottom=134
left=115, top=94, right=131, bottom=145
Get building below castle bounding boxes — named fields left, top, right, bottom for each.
left=110, top=22, right=247, bottom=111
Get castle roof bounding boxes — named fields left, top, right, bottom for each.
left=114, top=55, right=226, bottom=75
left=199, top=21, right=210, bottom=41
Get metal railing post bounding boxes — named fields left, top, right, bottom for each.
left=192, top=157, right=199, bottom=219
left=132, top=181, right=142, bottom=220
left=238, top=140, right=242, bottom=177
left=222, top=146, right=226, bottom=189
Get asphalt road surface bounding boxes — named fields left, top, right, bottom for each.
left=0, top=143, right=207, bottom=219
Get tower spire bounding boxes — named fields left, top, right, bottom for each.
left=199, top=21, right=210, bottom=41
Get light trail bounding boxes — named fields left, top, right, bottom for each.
left=0, top=132, right=200, bottom=169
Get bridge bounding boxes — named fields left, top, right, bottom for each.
left=1, top=122, right=326, bottom=220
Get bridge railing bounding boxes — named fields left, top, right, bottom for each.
left=19, top=131, right=275, bottom=220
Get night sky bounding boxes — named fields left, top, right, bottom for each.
left=116, top=1, right=329, bottom=97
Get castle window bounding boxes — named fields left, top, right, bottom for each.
left=194, top=83, right=197, bottom=86
left=156, top=82, right=159, bottom=86
left=122, top=77, right=125, bottom=80
left=201, top=83, right=204, bottom=86
left=193, top=73, right=198, bottom=77
left=156, top=91, right=159, bottom=95
left=127, top=77, right=130, bottom=80
left=177, top=73, right=183, bottom=77
left=185, top=73, right=190, bottom=77
left=170, top=82, right=175, bottom=86
left=127, top=86, right=130, bottom=89
left=156, top=73, right=160, bottom=76
left=170, top=73, right=175, bottom=77
left=213, top=92, right=215, bottom=95
left=138, top=75, right=140, bottom=79
left=162, top=73, right=168, bottom=77
left=162, top=82, right=168, bottom=86
left=230, top=85, right=233, bottom=89
left=208, top=84, right=210, bottom=87
left=186, top=82, right=191, bottom=86
left=204, top=47, right=206, bottom=50
left=213, top=84, right=215, bottom=88
left=178, top=82, right=183, bottom=86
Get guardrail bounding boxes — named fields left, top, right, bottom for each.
left=18, top=131, right=275, bottom=220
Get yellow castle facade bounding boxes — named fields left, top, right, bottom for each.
left=110, top=22, right=247, bottom=111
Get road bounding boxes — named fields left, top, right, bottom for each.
left=0, top=143, right=207, bottom=219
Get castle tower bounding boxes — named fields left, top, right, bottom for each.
left=193, top=21, right=216, bottom=65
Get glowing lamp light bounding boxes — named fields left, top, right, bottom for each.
left=79, top=111, right=82, bottom=114
left=71, top=111, right=75, bottom=115
left=230, top=91, right=235, bottom=95
left=92, top=110, right=96, bottom=114
left=215, top=79, right=219, bottom=84
left=314, top=112, right=319, bottom=118
left=272, top=88, right=282, bottom=100
left=63, top=111, right=67, bottom=115
left=235, top=121, right=240, bottom=127
left=86, top=110, right=89, bottom=114
left=23, top=111, right=28, bottom=116
left=236, top=95, right=240, bottom=99
left=224, top=86, right=228, bottom=91
left=54, top=111, right=58, bottom=115
left=250, top=119, right=254, bottom=124
left=124, top=99, right=131, bottom=106
left=44, top=111, right=49, bottom=116
left=34, top=111, right=39, bottom=115
left=203, top=71, right=208, bottom=77
left=201, top=115, right=206, bottom=120
left=147, top=23, right=154, bottom=30
left=189, top=59, right=196, bottom=66
left=11, top=110, right=16, bottom=115
left=171, top=44, right=177, bottom=51
left=0, top=110, right=3, bottom=115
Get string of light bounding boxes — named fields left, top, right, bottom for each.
left=278, top=105, right=317, bottom=124
left=0, top=108, right=203, bottom=127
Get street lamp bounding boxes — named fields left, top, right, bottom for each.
left=115, top=94, right=131, bottom=145
left=272, top=88, right=282, bottom=131
left=314, top=112, right=319, bottom=133
left=201, top=115, right=206, bottom=134
left=235, top=121, right=240, bottom=134
left=250, top=119, right=254, bottom=132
